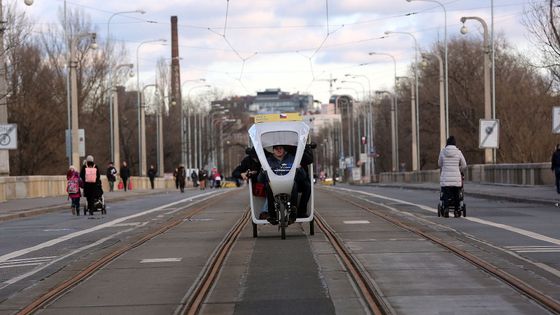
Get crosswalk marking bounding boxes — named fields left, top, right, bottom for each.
left=0, top=256, right=56, bottom=269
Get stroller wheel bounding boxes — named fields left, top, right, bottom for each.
left=437, top=204, right=442, bottom=217
left=443, top=207, right=450, bottom=218
left=462, top=204, right=467, bottom=217
left=83, top=206, right=87, bottom=216
left=454, top=209, right=460, bottom=218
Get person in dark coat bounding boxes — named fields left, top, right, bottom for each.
left=106, top=162, right=117, bottom=192
left=147, top=164, right=157, bottom=189
left=177, top=164, right=186, bottom=193
left=80, top=155, right=102, bottom=209
left=551, top=144, right=560, bottom=194
left=120, top=161, right=131, bottom=191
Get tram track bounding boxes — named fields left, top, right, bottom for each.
left=16, top=190, right=236, bottom=315
left=327, top=188, right=560, bottom=314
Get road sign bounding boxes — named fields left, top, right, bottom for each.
left=479, top=119, right=499, bottom=149
left=553, top=107, right=560, bottom=134
left=0, top=124, right=17, bottom=149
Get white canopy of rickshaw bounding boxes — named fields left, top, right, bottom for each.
left=248, top=120, right=310, bottom=195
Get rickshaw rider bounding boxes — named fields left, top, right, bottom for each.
left=263, top=144, right=313, bottom=223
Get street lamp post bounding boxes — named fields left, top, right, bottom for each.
left=179, top=79, right=206, bottom=167
left=346, top=73, right=374, bottom=181
left=421, top=52, right=445, bottom=149
left=369, top=52, right=398, bottom=170
left=136, top=39, right=166, bottom=176
left=0, top=0, right=33, bottom=175
left=335, top=88, right=357, bottom=165
left=185, top=84, right=211, bottom=170
left=141, top=84, right=161, bottom=175
left=397, top=76, right=417, bottom=171
left=384, top=30, right=421, bottom=170
left=460, top=16, right=494, bottom=164
left=375, top=90, right=398, bottom=172
left=110, top=63, right=133, bottom=170
left=406, top=0, right=448, bottom=140
left=69, top=33, right=97, bottom=168
left=106, top=10, right=145, bottom=167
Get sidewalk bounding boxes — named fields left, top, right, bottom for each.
left=371, top=181, right=559, bottom=205
left=0, top=188, right=172, bottom=222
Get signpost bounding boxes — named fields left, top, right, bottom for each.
left=0, top=124, right=17, bottom=150
left=479, top=119, right=499, bottom=149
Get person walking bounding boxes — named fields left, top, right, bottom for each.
left=198, top=168, right=207, bottom=190
left=80, top=155, right=102, bottom=212
left=120, top=161, right=131, bottom=192
left=190, top=169, right=199, bottom=188
left=147, top=164, right=157, bottom=189
left=66, top=165, right=82, bottom=215
left=438, top=136, right=467, bottom=215
left=177, top=164, right=186, bottom=193
left=551, top=144, right=560, bottom=205
left=106, top=162, right=117, bottom=192
left=173, top=168, right=179, bottom=189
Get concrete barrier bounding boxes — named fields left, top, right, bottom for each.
left=0, top=176, right=178, bottom=202
left=379, top=163, right=554, bottom=186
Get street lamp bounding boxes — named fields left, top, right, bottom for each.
left=141, top=83, right=161, bottom=176
left=69, top=32, right=97, bottom=168
left=460, top=16, right=494, bottom=164
left=384, top=30, right=421, bottom=170
left=421, top=52, right=445, bottom=149
left=375, top=90, right=398, bottom=172
left=136, top=38, right=166, bottom=176
left=346, top=73, right=374, bottom=180
left=397, top=76, right=418, bottom=171
left=110, top=63, right=134, bottom=170
left=0, top=0, right=33, bottom=175
left=185, top=84, right=211, bottom=169
left=406, top=0, right=448, bottom=140
left=368, top=51, right=398, bottom=170
left=106, top=9, right=145, bottom=167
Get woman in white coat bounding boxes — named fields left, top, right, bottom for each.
left=438, top=136, right=467, bottom=208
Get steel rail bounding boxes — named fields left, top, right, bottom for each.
left=17, top=192, right=233, bottom=315
left=179, top=208, right=251, bottom=315
left=335, top=191, right=560, bottom=314
left=314, top=213, right=390, bottom=315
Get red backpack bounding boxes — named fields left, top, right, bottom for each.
left=67, top=177, right=80, bottom=194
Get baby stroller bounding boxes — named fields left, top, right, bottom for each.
left=437, top=175, right=466, bottom=218
left=83, top=185, right=106, bottom=215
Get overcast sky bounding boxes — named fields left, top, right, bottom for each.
left=22, top=0, right=533, bottom=105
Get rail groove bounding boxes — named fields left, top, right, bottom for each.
left=335, top=190, right=560, bottom=314
left=17, top=191, right=233, bottom=315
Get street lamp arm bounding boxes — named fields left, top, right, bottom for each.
left=460, top=16, right=489, bottom=48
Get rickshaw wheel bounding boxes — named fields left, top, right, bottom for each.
left=252, top=222, right=258, bottom=238
left=309, top=219, right=314, bottom=235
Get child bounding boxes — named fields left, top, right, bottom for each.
left=66, top=165, right=82, bottom=215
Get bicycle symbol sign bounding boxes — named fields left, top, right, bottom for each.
left=0, top=124, right=17, bottom=149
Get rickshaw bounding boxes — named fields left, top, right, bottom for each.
left=247, top=113, right=315, bottom=239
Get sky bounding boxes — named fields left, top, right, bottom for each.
left=20, top=0, right=534, bottom=106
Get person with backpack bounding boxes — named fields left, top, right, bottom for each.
left=80, top=155, right=102, bottom=209
left=66, top=165, right=82, bottom=215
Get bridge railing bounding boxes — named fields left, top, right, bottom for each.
left=378, top=163, right=554, bottom=186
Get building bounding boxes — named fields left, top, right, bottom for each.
left=248, top=88, right=313, bottom=114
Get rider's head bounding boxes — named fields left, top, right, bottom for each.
left=272, top=145, right=286, bottom=159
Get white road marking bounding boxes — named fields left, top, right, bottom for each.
left=140, top=258, right=182, bottom=263
left=335, top=187, right=560, bottom=246
left=0, top=190, right=220, bottom=264
left=505, top=246, right=560, bottom=253
left=0, top=256, right=56, bottom=269
left=343, top=220, right=370, bottom=224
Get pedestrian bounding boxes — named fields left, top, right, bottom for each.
left=190, top=169, right=199, bottom=188
left=199, top=168, right=207, bottom=190
left=80, top=155, right=103, bottom=212
left=177, top=164, right=186, bottom=193
left=438, top=136, right=467, bottom=212
left=66, top=165, right=82, bottom=215
left=551, top=144, right=560, bottom=198
left=106, top=162, right=117, bottom=192
left=214, top=171, right=222, bottom=188
left=120, top=161, right=131, bottom=192
left=173, top=168, right=179, bottom=189
left=147, top=164, right=157, bottom=189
